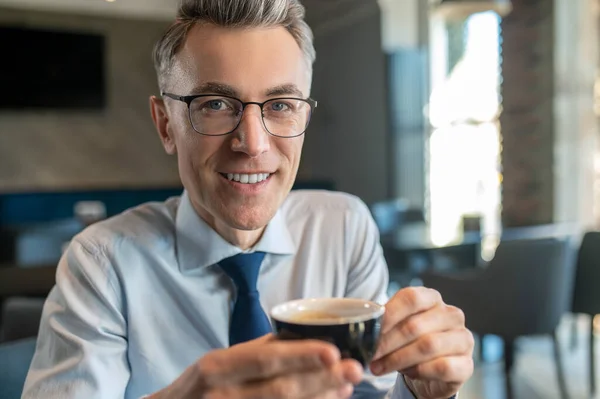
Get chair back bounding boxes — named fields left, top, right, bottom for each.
left=370, top=199, right=409, bottom=235
left=572, top=231, right=600, bottom=315
left=481, top=237, right=574, bottom=337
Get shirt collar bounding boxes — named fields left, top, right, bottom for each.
left=175, top=191, right=296, bottom=272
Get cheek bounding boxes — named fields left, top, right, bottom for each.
left=280, top=137, right=304, bottom=171
left=175, top=133, right=223, bottom=176
left=176, top=138, right=220, bottom=212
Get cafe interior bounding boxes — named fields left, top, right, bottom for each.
left=0, top=0, right=599, bottom=397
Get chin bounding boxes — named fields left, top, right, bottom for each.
left=220, top=202, right=278, bottom=231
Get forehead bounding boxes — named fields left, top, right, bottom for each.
left=171, top=23, right=311, bottom=97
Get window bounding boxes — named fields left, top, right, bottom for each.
left=427, top=11, right=503, bottom=257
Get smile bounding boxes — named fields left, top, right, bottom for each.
left=220, top=173, right=271, bottom=184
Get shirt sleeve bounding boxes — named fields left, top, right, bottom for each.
left=343, top=197, right=390, bottom=304
left=21, top=238, right=129, bottom=399
left=342, top=198, right=418, bottom=398
left=343, top=200, right=459, bottom=399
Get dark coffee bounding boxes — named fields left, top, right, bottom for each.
left=288, top=310, right=345, bottom=323
left=270, top=298, right=385, bottom=366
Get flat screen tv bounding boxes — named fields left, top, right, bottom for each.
left=0, top=25, right=106, bottom=110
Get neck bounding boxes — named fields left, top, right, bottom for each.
left=213, top=219, right=265, bottom=250
left=192, top=202, right=265, bottom=250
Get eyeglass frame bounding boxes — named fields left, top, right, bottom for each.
left=161, top=92, right=318, bottom=138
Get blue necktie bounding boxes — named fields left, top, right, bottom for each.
left=219, top=252, right=272, bottom=346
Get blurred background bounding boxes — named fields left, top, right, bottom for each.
left=0, top=0, right=599, bottom=398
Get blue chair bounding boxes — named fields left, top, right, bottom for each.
left=370, top=199, right=409, bottom=235
left=421, top=238, right=574, bottom=399
left=0, top=337, right=37, bottom=399
left=570, top=231, right=600, bottom=396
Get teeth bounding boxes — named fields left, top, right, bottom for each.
left=226, top=173, right=270, bottom=184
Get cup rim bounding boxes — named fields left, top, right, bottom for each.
left=270, top=297, right=386, bottom=326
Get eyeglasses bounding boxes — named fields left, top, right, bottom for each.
left=161, top=92, right=318, bottom=138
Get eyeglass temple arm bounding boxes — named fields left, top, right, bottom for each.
left=161, top=92, right=185, bottom=101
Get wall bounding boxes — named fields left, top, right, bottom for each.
left=499, top=0, right=555, bottom=226
left=0, top=3, right=392, bottom=203
left=301, top=0, right=390, bottom=204
left=553, top=0, right=598, bottom=227
left=0, top=7, right=180, bottom=192
left=379, top=0, right=429, bottom=209
left=499, top=0, right=598, bottom=227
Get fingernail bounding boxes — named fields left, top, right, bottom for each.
left=372, top=349, right=382, bottom=361
left=370, top=362, right=384, bottom=375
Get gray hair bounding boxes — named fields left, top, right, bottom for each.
left=153, top=0, right=316, bottom=91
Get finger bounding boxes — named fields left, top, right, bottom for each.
left=206, top=359, right=363, bottom=399
left=312, top=383, right=354, bottom=399
left=402, top=355, right=474, bottom=385
left=382, top=287, right=444, bottom=334
left=199, top=340, right=342, bottom=386
left=252, top=333, right=276, bottom=343
left=233, top=333, right=275, bottom=346
left=370, top=329, right=474, bottom=376
left=373, top=305, right=466, bottom=361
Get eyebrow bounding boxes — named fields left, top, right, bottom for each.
left=191, top=82, right=239, bottom=97
left=190, top=82, right=305, bottom=99
left=264, top=84, right=304, bottom=98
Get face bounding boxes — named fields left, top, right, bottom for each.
left=150, top=24, right=311, bottom=244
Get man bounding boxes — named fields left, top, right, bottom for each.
left=22, top=0, right=474, bottom=398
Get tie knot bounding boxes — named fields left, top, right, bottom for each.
left=219, top=252, right=266, bottom=293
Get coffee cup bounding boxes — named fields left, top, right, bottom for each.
left=270, top=297, right=385, bottom=366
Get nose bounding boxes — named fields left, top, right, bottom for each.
left=230, top=104, right=270, bottom=157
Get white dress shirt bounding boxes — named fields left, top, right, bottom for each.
left=21, top=189, right=417, bottom=399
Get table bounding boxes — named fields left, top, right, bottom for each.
left=380, top=223, right=483, bottom=287
left=385, top=223, right=482, bottom=252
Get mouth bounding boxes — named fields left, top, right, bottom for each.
left=219, top=172, right=273, bottom=185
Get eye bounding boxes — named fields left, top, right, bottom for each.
left=270, top=102, right=290, bottom=112
left=207, top=100, right=225, bottom=110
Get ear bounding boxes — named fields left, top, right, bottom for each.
left=150, top=95, right=177, bottom=155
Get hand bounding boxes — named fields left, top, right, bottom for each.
left=369, top=287, right=474, bottom=399
left=150, top=335, right=364, bottom=399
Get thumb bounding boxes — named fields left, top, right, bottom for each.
left=231, top=333, right=275, bottom=348
left=252, top=333, right=275, bottom=344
